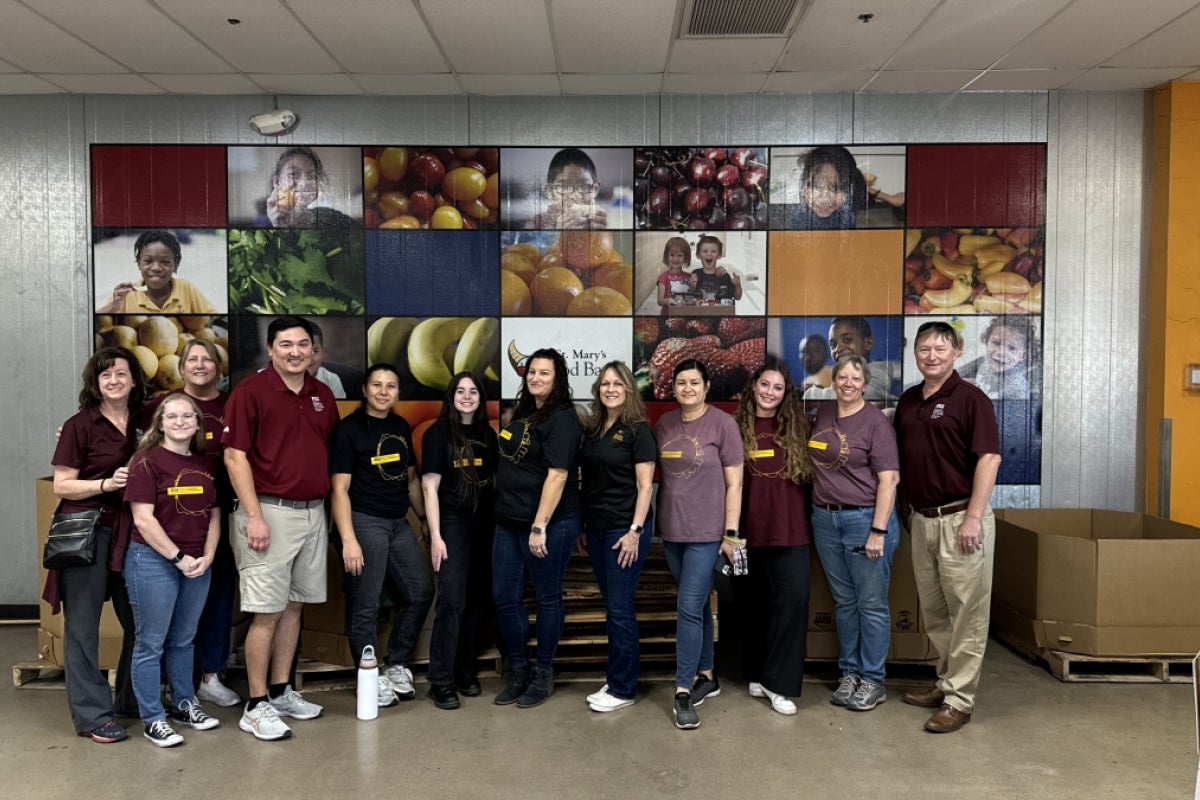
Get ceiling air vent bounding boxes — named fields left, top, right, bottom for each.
left=680, top=0, right=804, bottom=38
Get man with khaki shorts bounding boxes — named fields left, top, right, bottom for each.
left=894, top=321, right=1001, bottom=734
left=224, top=316, right=339, bottom=740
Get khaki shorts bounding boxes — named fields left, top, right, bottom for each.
left=232, top=501, right=328, bottom=613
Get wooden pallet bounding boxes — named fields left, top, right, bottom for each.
left=293, top=651, right=502, bottom=692
left=1045, top=650, right=1195, bottom=684
left=13, top=660, right=118, bottom=690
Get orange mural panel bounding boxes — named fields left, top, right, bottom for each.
left=767, top=230, right=902, bottom=316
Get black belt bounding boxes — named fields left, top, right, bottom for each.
left=916, top=500, right=970, bottom=518
left=815, top=503, right=870, bottom=512
left=257, top=495, right=324, bottom=510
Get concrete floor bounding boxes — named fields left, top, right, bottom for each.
left=0, top=624, right=1194, bottom=800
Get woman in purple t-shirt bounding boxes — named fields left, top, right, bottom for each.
left=732, top=360, right=813, bottom=716
left=654, top=358, right=744, bottom=730
left=808, top=355, right=900, bottom=713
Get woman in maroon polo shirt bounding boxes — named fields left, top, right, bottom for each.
left=732, top=359, right=813, bottom=716
left=50, top=346, right=149, bottom=743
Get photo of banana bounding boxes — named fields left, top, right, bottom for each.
left=370, top=316, right=501, bottom=398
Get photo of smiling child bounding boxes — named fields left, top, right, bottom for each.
left=95, top=229, right=225, bottom=314
left=958, top=316, right=1040, bottom=401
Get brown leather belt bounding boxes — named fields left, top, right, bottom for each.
left=916, top=499, right=970, bottom=518
left=815, top=504, right=871, bottom=512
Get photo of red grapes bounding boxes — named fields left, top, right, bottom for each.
left=634, top=147, right=769, bottom=231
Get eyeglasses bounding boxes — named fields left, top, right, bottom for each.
left=163, top=413, right=198, bottom=422
left=545, top=182, right=596, bottom=198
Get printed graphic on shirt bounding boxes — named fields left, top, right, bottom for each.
left=746, top=430, right=785, bottom=479
left=499, top=420, right=531, bottom=464
left=808, top=426, right=850, bottom=471
left=657, top=432, right=703, bottom=479
left=172, top=467, right=215, bottom=516
left=374, top=434, right=409, bottom=482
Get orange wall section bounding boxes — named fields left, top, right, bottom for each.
left=1148, top=82, right=1200, bottom=525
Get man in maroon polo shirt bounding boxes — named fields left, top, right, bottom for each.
left=224, top=316, right=339, bottom=741
left=894, top=321, right=1001, bottom=734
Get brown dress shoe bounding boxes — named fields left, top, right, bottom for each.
left=902, top=684, right=945, bottom=708
left=924, top=703, right=971, bottom=733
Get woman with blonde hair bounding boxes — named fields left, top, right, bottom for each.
left=578, top=361, right=656, bottom=713
left=732, top=359, right=813, bottom=715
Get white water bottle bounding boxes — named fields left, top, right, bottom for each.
left=357, top=645, right=379, bottom=721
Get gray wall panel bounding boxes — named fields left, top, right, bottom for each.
left=0, top=89, right=1147, bottom=603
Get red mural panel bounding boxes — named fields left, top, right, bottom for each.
left=905, top=144, right=1045, bottom=228
left=92, top=145, right=227, bottom=228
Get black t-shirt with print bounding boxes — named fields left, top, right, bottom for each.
left=329, top=410, right=413, bottom=520
left=421, top=418, right=498, bottom=517
left=496, top=405, right=582, bottom=528
left=580, top=421, right=656, bottom=531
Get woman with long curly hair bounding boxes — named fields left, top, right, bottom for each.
left=732, top=359, right=813, bottom=715
left=491, top=348, right=583, bottom=709
left=578, top=361, right=656, bottom=713
left=421, top=372, right=499, bottom=709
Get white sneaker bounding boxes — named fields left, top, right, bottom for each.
left=171, top=699, right=220, bottom=731
left=143, top=719, right=184, bottom=748
left=197, top=675, right=241, bottom=708
left=748, top=682, right=765, bottom=698
left=587, top=689, right=635, bottom=713
left=239, top=701, right=292, bottom=741
left=762, top=686, right=797, bottom=716
left=269, top=685, right=323, bottom=720
left=585, top=684, right=610, bottom=705
left=383, top=665, right=415, bottom=701
left=377, top=673, right=400, bottom=708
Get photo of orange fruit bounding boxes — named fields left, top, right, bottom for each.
left=499, top=231, right=633, bottom=317
left=501, top=269, right=532, bottom=315
left=566, top=286, right=632, bottom=316
left=530, top=266, right=584, bottom=315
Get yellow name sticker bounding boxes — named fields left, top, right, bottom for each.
left=453, top=458, right=484, bottom=468
left=205, top=431, right=213, bottom=440
left=660, top=450, right=683, bottom=459
left=750, top=448, right=775, bottom=460
left=500, top=429, right=513, bottom=440
left=167, top=485, right=204, bottom=496
left=808, top=439, right=827, bottom=451
left=371, top=453, right=401, bottom=466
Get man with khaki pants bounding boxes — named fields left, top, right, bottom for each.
left=894, top=321, right=1001, bottom=733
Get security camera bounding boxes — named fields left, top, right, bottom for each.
left=249, top=109, right=298, bottom=136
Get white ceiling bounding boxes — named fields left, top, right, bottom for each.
left=1, top=0, right=1198, bottom=96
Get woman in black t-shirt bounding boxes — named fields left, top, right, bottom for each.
left=578, top=361, right=656, bottom=713
left=492, top=348, right=583, bottom=709
left=420, top=372, right=498, bottom=709
left=329, top=364, right=433, bottom=707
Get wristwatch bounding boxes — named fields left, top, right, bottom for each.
left=530, top=525, right=545, bottom=535
left=725, top=529, right=740, bottom=539
left=170, top=550, right=185, bottom=564
left=629, top=523, right=643, bottom=533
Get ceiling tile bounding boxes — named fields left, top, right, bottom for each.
left=560, top=73, right=662, bottom=94
left=669, top=38, right=787, bottom=73
left=663, top=72, right=768, bottom=94
left=353, top=73, right=464, bottom=95
left=51, top=73, right=165, bottom=94
left=778, top=0, right=940, bottom=71
left=1105, top=3, right=1200, bottom=67
left=886, top=0, right=1070, bottom=70
left=0, top=0, right=124, bottom=73
left=865, top=70, right=983, bottom=92
left=457, top=73, right=563, bottom=95
left=763, top=70, right=876, bottom=93
left=287, top=0, right=449, bottom=74
left=144, top=74, right=266, bottom=94
left=1062, top=66, right=1193, bottom=90
left=967, top=69, right=1086, bottom=91
left=996, top=0, right=1197, bottom=69
left=0, top=73, right=65, bottom=92
left=24, top=0, right=231, bottom=73
left=552, top=0, right=675, bottom=73
left=422, top=0, right=555, bottom=73
left=154, top=0, right=340, bottom=74
left=246, top=73, right=366, bottom=94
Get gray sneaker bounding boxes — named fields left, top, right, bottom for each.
left=691, top=674, right=721, bottom=706
left=384, top=664, right=415, bottom=701
left=846, top=680, right=887, bottom=712
left=831, top=675, right=858, bottom=707
left=269, top=685, right=323, bottom=720
left=673, top=692, right=700, bottom=729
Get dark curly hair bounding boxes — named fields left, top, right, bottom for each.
left=79, top=346, right=151, bottom=411
left=510, top=348, right=574, bottom=427
left=733, top=358, right=812, bottom=484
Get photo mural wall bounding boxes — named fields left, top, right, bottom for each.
left=90, top=142, right=1045, bottom=487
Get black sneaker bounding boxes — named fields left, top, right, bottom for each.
left=143, top=719, right=184, bottom=748
left=673, top=692, right=700, bottom=729
left=456, top=674, right=482, bottom=697
left=430, top=684, right=461, bottom=710
left=691, top=673, right=721, bottom=706
left=493, top=663, right=531, bottom=705
left=516, top=666, right=554, bottom=708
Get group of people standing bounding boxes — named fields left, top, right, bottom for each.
left=48, top=314, right=999, bottom=745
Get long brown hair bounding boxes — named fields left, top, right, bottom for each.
left=584, top=361, right=648, bottom=439
left=734, top=359, right=812, bottom=484
left=79, top=346, right=151, bottom=411
left=510, top=347, right=573, bottom=427
left=436, top=372, right=495, bottom=512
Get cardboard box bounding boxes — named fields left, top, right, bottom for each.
left=36, top=477, right=123, bottom=640
left=808, top=529, right=922, bottom=636
left=993, top=509, right=1200, bottom=657
left=805, top=630, right=935, bottom=663
left=38, top=626, right=123, bottom=669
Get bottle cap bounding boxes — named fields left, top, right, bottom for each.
left=360, top=645, right=377, bottom=670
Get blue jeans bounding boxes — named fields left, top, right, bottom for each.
left=585, top=518, right=651, bottom=699
left=663, top=540, right=719, bottom=690
left=811, top=506, right=899, bottom=684
left=123, top=542, right=211, bottom=724
left=492, top=516, right=580, bottom=669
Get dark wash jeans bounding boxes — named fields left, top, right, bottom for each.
left=584, top=520, right=651, bottom=699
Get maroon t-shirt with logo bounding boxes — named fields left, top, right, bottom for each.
left=741, top=416, right=811, bottom=547
left=124, top=446, right=217, bottom=556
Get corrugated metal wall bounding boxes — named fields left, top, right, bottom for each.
left=0, top=90, right=1148, bottom=604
